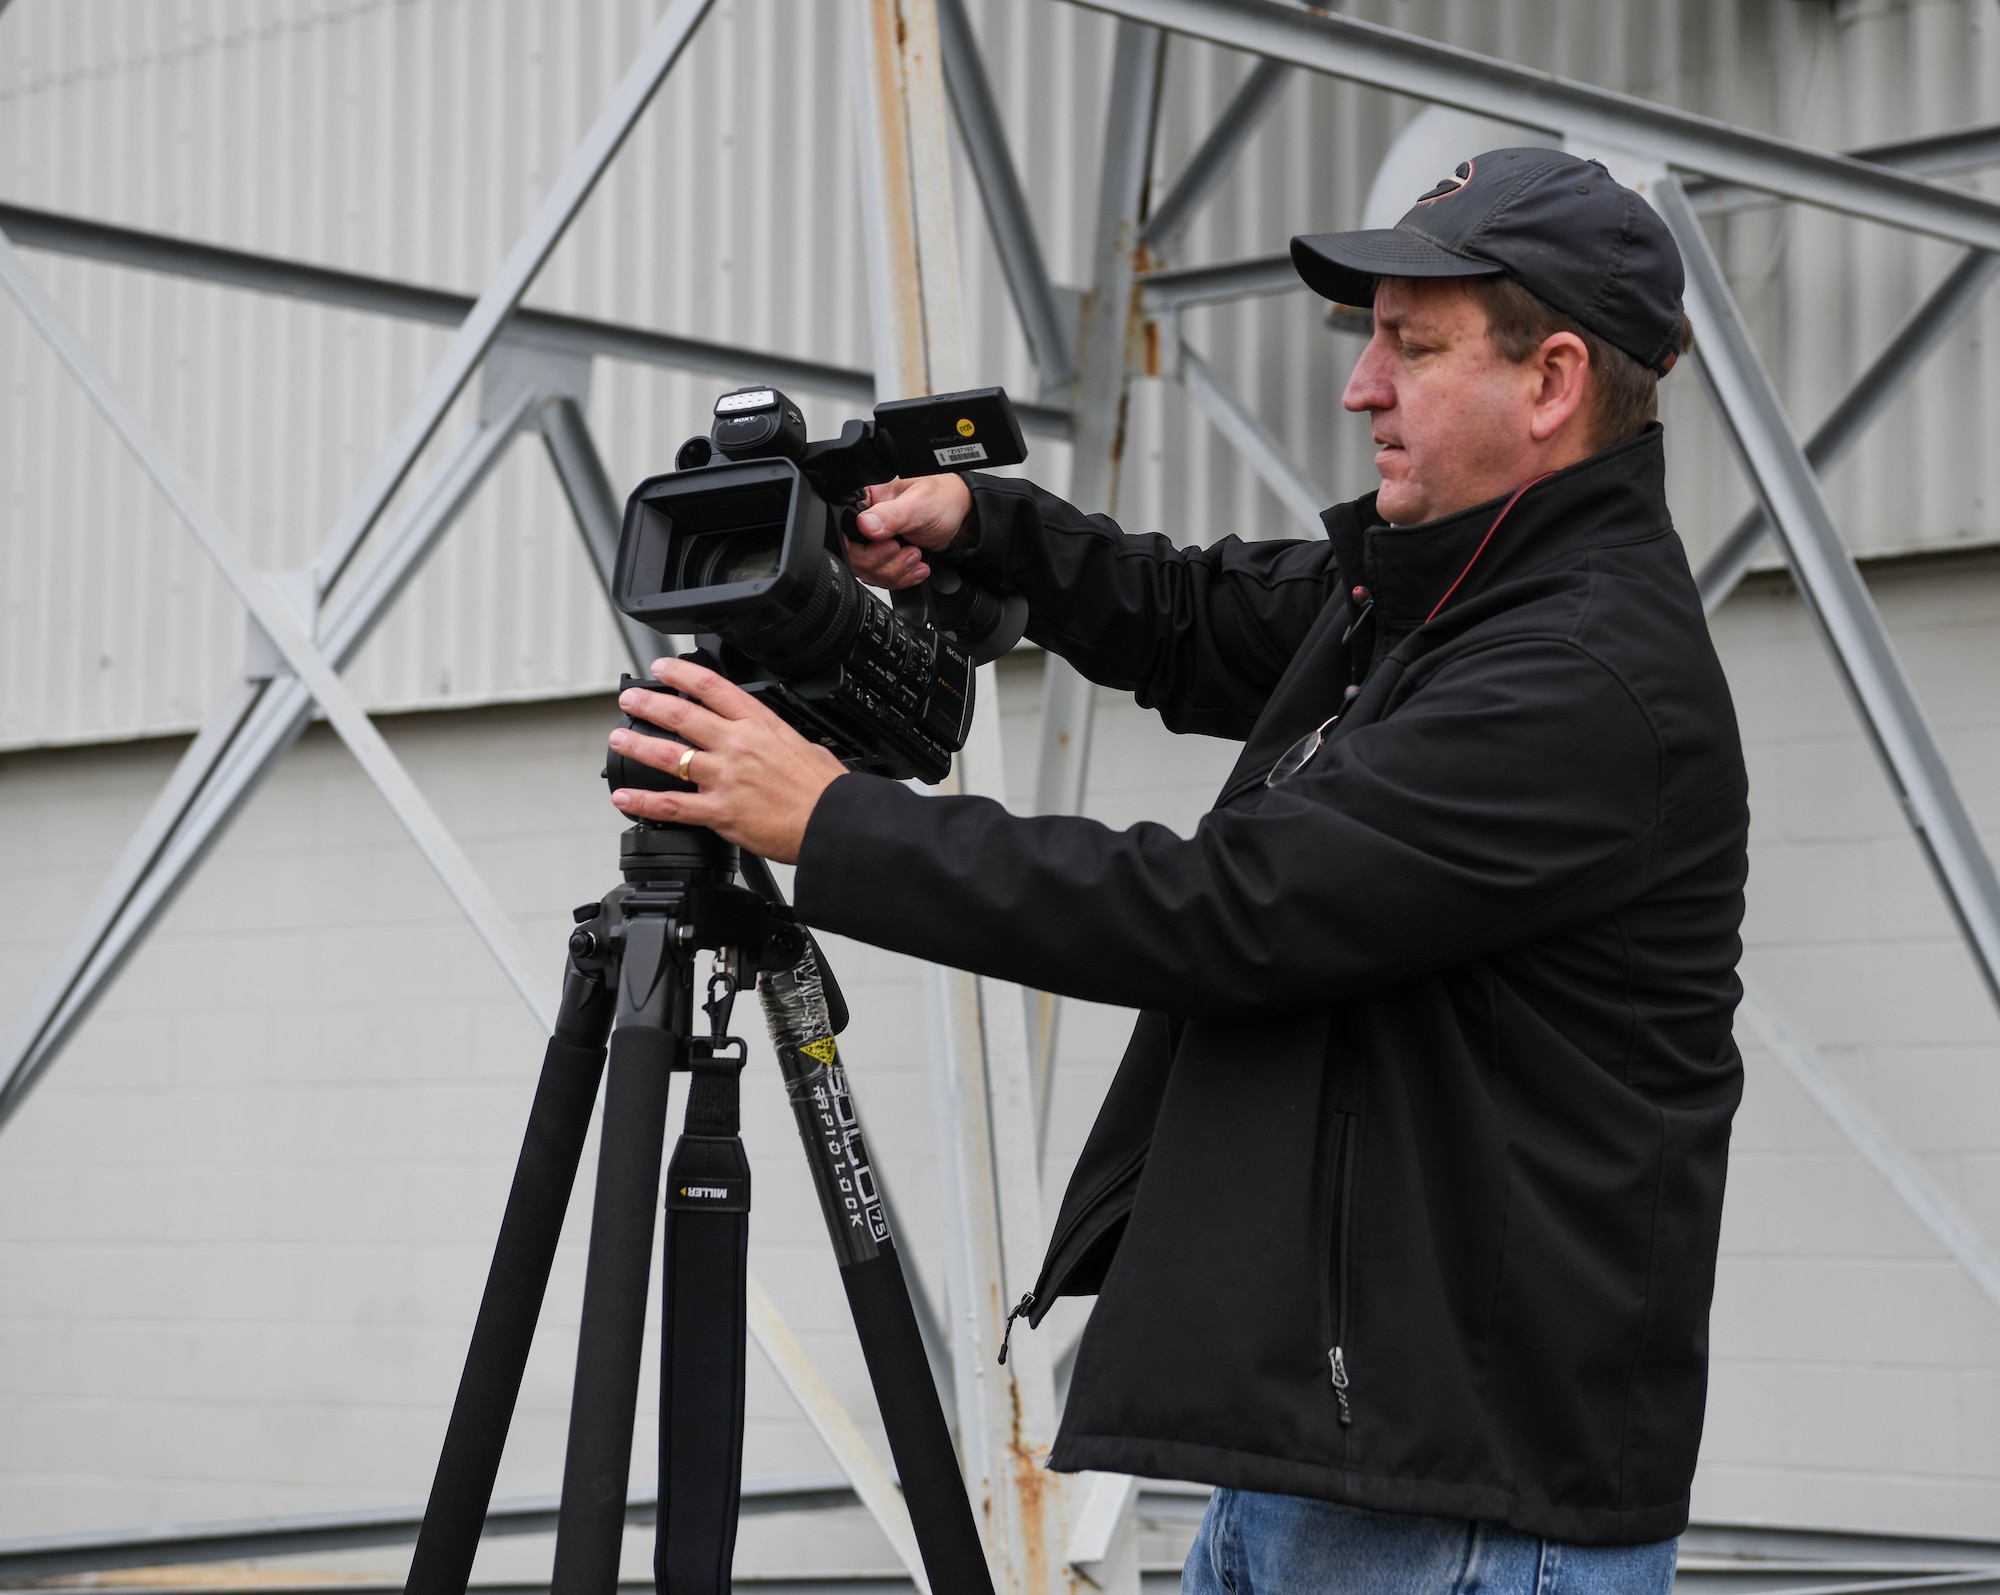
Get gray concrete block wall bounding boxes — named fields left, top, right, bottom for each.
left=3, top=555, right=2000, bottom=1556
left=0, top=661, right=1234, bottom=1574
left=1698, top=553, right=2000, bottom=1536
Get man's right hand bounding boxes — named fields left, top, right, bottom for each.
left=849, top=474, right=974, bottom=591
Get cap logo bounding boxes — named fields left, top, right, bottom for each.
left=1414, top=159, right=1474, bottom=205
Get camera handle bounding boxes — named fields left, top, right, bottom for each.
left=892, top=563, right=1030, bottom=666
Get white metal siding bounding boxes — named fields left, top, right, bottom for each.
left=3, top=0, right=1998, bottom=749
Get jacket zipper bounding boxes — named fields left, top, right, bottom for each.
left=1327, top=1113, right=1358, bottom=1426
left=998, top=1292, right=1034, bottom=1365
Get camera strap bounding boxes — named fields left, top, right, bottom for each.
left=656, top=1038, right=751, bottom=1595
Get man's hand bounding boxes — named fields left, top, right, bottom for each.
left=848, top=473, right=973, bottom=590
left=608, top=658, right=848, bottom=865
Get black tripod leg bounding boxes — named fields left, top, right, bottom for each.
left=761, top=952, right=998, bottom=1595
left=842, top=1249, right=996, bottom=1595
left=406, top=963, right=615, bottom=1595
left=550, top=1022, right=678, bottom=1595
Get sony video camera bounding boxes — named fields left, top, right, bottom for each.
left=609, top=385, right=1029, bottom=784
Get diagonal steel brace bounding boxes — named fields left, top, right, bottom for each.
left=311, top=0, right=716, bottom=596
left=1656, top=173, right=2000, bottom=1010
left=0, top=407, right=528, bottom=1132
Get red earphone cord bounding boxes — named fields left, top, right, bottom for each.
left=1421, top=473, right=1554, bottom=626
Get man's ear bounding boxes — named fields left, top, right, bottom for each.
left=1527, top=331, right=1591, bottom=445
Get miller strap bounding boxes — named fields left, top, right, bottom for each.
left=657, top=1050, right=750, bottom=1595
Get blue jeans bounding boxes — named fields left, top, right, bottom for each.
left=1184, top=1489, right=1678, bottom=1595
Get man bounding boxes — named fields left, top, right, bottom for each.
left=608, top=149, right=1747, bottom=1594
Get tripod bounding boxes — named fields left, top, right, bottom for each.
left=402, top=817, right=994, bottom=1595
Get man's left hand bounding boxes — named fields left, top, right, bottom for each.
left=608, top=658, right=848, bottom=864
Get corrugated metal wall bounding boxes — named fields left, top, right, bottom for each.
left=1, top=0, right=1996, bottom=749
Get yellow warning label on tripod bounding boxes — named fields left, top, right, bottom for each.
left=800, top=1036, right=838, bottom=1065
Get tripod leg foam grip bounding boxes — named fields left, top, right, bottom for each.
left=843, top=1249, right=999, bottom=1595
left=657, top=1136, right=751, bottom=1595
left=551, top=1025, right=676, bottom=1595
left=405, top=1035, right=607, bottom=1595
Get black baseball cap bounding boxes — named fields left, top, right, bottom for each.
left=1291, top=147, right=1686, bottom=374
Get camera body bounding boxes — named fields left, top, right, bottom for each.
left=610, top=386, right=1028, bottom=784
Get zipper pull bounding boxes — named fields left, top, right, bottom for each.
left=998, top=1292, right=1036, bottom=1365
left=1340, top=590, right=1376, bottom=645
left=1329, top=1345, right=1353, bottom=1427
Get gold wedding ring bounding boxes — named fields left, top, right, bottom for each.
left=676, top=745, right=697, bottom=783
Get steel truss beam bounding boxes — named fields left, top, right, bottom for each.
left=538, top=392, right=674, bottom=672
left=1688, top=120, right=2000, bottom=213
left=1009, top=12, right=2000, bottom=1457
left=853, top=2, right=1087, bottom=1588
left=1025, top=19, right=1166, bottom=1173
left=10, top=0, right=2000, bottom=1574
left=0, top=401, right=529, bottom=1133
left=1, top=0, right=732, bottom=1122
left=1138, top=250, right=1296, bottom=310
left=0, top=241, right=556, bottom=1026
left=936, top=0, right=1078, bottom=397
left=7, top=1502, right=2000, bottom=1595
left=0, top=201, right=1073, bottom=441
left=1031, top=19, right=1164, bottom=831
left=1696, top=248, right=2000, bottom=610
left=1177, top=344, right=1326, bottom=536
left=0, top=1478, right=860, bottom=1583
left=1847, top=120, right=2000, bottom=176
left=312, top=0, right=715, bottom=595
left=1072, top=0, right=2000, bottom=252
left=1737, top=977, right=2000, bottom=1315
left=1140, top=56, right=1293, bottom=261
left=1, top=7, right=941, bottom=1580
left=1655, top=173, right=2000, bottom=1006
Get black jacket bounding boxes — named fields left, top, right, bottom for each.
left=793, top=426, right=1748, bottom=1546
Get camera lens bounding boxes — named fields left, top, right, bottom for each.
left=701, top=529, right=783, bottom=587
left=723, top=550, right=865, bottom=678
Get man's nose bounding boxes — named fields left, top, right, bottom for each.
left=1342, top=338, right=1390, bottom=413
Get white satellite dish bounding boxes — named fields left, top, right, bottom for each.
left=1360, top=106, right=1557, bottom=231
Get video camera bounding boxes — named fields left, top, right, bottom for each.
left=608, top=385, right=1029, bottom=784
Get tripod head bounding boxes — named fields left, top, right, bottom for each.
left=618, top=818, right=739, bottom=886
left=595, top=672, right=851, bottom=1032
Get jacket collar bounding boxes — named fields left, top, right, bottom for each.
left=1320, top=424, right=1671, bottom=632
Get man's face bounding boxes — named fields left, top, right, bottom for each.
left=1341, top=276, right=1550, bottom=527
